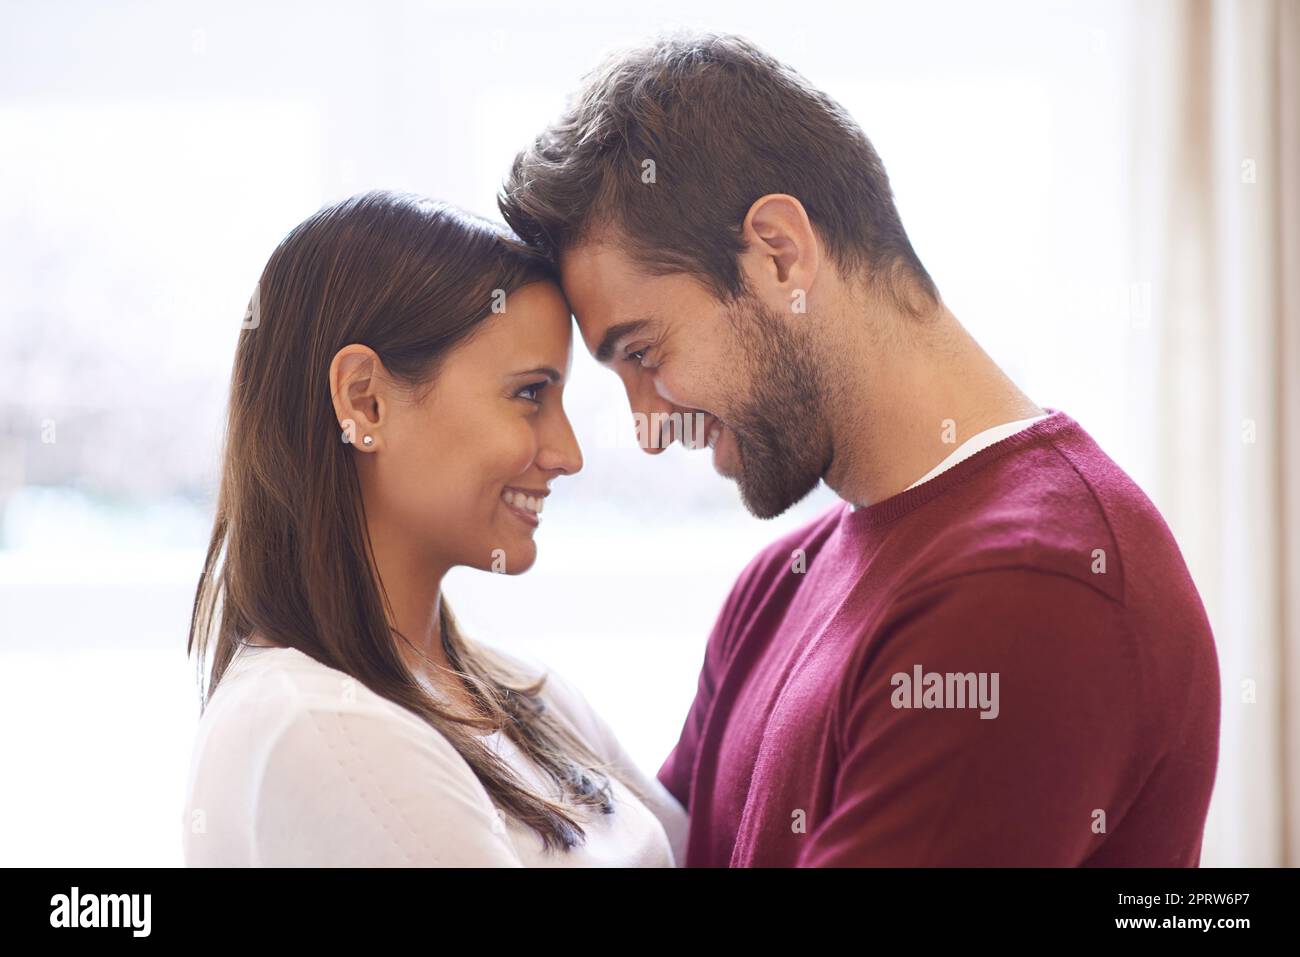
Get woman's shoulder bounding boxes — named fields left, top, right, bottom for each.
left=214, top=642, right=380, bottom=708
left=195, top=643, right=500, bottom=804
left=202, top=638, right=608, bottom=763
left=188, top=643, right=523, bottom=866
left=199, top=643, right=444, bottom=756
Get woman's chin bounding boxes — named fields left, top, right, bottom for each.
left=477, top=538, right=537, bottom=576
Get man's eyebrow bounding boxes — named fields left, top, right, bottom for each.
left=595, top=318, right=655, bottom=364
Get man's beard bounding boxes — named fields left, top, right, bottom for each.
left=719, top=293, right=832, bottom=519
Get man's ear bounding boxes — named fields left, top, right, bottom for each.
left=738, top=193, right=821, bottom=315
left=329, top=344, right=386, bottom=451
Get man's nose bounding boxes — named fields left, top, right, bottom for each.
left=626, top=380, right=679, bottom=455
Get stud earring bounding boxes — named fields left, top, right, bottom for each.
left=362, top=435, right=374, bottom=446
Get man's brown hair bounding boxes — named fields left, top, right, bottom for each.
left=499, top=30, right=940, bottom=314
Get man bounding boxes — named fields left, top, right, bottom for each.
left=499, top=31, right=1220, bottom=866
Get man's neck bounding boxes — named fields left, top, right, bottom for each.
left=821, top=307, right=1043, bottom=508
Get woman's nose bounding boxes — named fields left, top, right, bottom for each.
left=538, top=412, right=584, bottom=476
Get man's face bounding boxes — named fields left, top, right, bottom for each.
left=560, top=239, right=831, bottom=519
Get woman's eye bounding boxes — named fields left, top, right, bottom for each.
left=516, top=381, right=548, bottom=403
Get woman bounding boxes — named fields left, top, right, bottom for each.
left=182, top=190, right=687, bottom=866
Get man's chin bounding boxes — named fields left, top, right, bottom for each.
left=735, top=470, right=821, bottom=520
left=725, top=423, right=828, bottom=519
left=739, top=492, right=789, bottom=520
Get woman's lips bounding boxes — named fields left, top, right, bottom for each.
left=501, top=488, right=542, bottom=527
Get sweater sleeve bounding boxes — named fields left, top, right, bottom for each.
left=252, top=705, right=524, bottom=867
left=797, top=567, right=1145, bottom=867
left=655, top=561, right=753, bottom=812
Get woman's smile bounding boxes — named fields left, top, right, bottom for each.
left=501, top=486, right=547, bottom=528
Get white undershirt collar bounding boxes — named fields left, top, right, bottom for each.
left=850, top=412, right=1050, bottom=511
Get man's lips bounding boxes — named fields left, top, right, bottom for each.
left=709, top=418, right=735, bottom=477
left=675, top=411, right=723, bottom=450
left=641, top=410, right=728, bottom=454
left=705, top=417, right=723, bottom=449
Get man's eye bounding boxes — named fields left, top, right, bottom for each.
left=626, top=347, right=653, bottom=367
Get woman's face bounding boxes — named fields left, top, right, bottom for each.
left=355, top=280, right=582, bottom=576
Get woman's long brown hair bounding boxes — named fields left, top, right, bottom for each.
left=188, top=189, right=644, bottom=853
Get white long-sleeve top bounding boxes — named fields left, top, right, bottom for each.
left=182, top=642, right=688, bottom=867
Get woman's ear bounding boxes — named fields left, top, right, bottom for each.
left=330, top=344, right=386, bottom=451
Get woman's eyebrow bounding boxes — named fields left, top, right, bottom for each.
left=513, top=365, right=563, bottom=382
left=595, top=317, right=654, bottom=364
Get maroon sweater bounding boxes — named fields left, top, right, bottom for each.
left=657, top=410, right=1220, bottom=866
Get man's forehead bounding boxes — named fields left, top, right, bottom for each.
left=559, top=242, right=651, bottom=348
left=559, top=239, right=633, bottom=297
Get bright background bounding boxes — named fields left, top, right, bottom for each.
left=1, top=0, right=1294, bottom=866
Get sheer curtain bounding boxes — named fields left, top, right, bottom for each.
left=1129, top=0, right=1299, bottom=866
